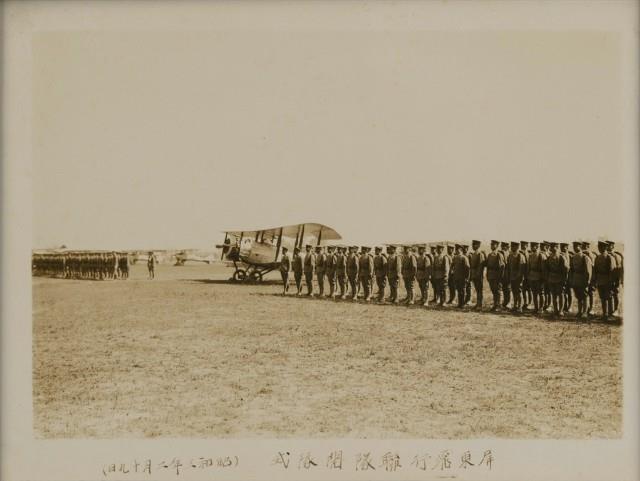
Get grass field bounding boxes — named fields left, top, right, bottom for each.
left=32, top=263, right=622, bottom=439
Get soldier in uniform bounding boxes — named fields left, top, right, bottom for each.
left=461, top=244, right=472, bottom=305
left=432, top=244, right=450, bottom=307
left=303, top=244, right=316, bottom=296
left=374, top=246, right=388, bottom=302
left=570, top=241, right=592, bottom=319
left=315, top=246, right=327, bottom=297
left=346, top=245, right=360, bottom=300
left=429, top=245, right=438, bottom=302
left=541, top=241, right=552, bottom=312
left=416, top=245, right=432, bottom=306
left=147, top=251, right=156, bottom=280
left=560, top=242, right=573, bottom=313
left=593, top=240, right=614, bottom=321
left=526, top=242, right=545, bottom=313
left=545, top=242, right=569, bottom=317
left=279, top=247, right=291, bottom=295
left=485, top=240, right=505, bottom=311
left=451, top=244, right=470, bottom=308
left=401, top=245, right=418, bottom=305
left=386, top=245, right=402, bottom=304
left=520, top=241, right=531, bottom=310
left=446, top=244, right=456, bottom=304
left=500, top=241, right=511, bottom=309
left=607, top=241, right=624, bottom=314
left=335, top=246, right=348, bottom=299
left=581, top=241, right=596, bottom=316
left=469, top=240, right=486, bottom=310
left=507, top=241, right=527, bottom=313
left=325, top=245, right=337, bottom=298
left=292, top=247, right=304, bottom=295
left=358, top=246, right=375, bottom=302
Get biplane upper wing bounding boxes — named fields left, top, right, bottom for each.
left=222, top=222, right=342, bottom=243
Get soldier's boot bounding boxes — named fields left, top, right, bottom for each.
left=564, top=291, right=572, bottom=312
left=612, top=293, right=619, bottom=314
left=532, top=295, right=539, bottom=314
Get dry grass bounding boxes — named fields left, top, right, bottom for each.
left=33, top=264, right=622, bottom=439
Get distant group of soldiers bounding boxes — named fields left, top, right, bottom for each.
left=279, top=239, right=623, bottom=321
left=32, top=252, right=130, bottom=280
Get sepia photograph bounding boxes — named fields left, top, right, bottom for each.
left=2, top=1, right=639, bottom=480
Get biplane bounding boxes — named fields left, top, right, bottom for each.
left=173, top=249, right=217, bottom=266
left=216, top=222, right=342, bottom=283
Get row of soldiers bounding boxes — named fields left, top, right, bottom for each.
left=32, top=252, right=130, bottom=280
left=278, top=239, right=623, bottom=321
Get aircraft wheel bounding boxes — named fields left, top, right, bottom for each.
left=233, top=269, right=247, bottom=282
left=249, top=271, right=263, bottom=283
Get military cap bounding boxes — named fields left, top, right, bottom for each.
left=315, top=245, right=323, bottom=250
left=387, top=244, right=397, bottom=251
left=597, top=240, right=608, bottom=248
left=417, top=245, right=426, bottom=251
left=581, top=241, right=590, bottom=247
left=294, top=246, right=301, bottom=252
left=559, top=242, right=568, bottom=247
left=549, top=241, right=558, bottom=247
left=520, top=241, right=529, bottom=246
left=454, top=243, right=461, bottom=249
left=510, top=241, right=520, bottom=248
left=305, top=244, right=312, bottom=248
left=374, top=246, right=382, bottom=251
left=351, top=245, right=358, bottom=250
left=607, top=240, right=615, bottom=247
left=500, top=241, right=509, bottom=248
left=490, top=239, right=499, bottom=244
left=282, top=246, right=289, bottom=251
left=530, top=241, right=539, bottom=247
left=327, top=245, right=335, bottom=250
left=542, top=241, right=549, bottom=246
left=472, top=240, right=481, bottom=245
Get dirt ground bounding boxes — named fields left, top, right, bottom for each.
left=32, top=264, right=622, bottom=439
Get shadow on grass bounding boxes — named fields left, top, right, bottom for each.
left=187, top=278, right=283, bottom=286
left=251, top=292, right=623, bottom=326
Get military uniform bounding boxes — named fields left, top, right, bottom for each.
left=526, top=242, right=545, bottom=313
left=608, top=242, right=623, bottom=314
left=358, top=247, right=375, bottom=301
left=335, top=247, right=348, bottom=298
left=560, top=243, right=572, bottom=312
left=545, top=244, right=569, bottom=316
left=315, top=247, right=327, bottom=296
left=346, top=247, right=360, bottom=300
left=499, top=242, right=511, bottom=309
left=446, top=245, right=456, bottom=304
left=485, top=241, right=505, bottom=311
left=581, top=242, right=596, bottom=315
left=593, top=242, right=614, bottom=320
left=520, top=241, right=531, bottom=309
left=386, top=246, right=402, bottom=303
left=292, top=249, right=304, bottom=295
left=279, top=249, right=291, bottom=294
left=570, top=243, right=592, bottom=318
left=452, top=247, right=470, bottom=308
left=432, top=246, right=450, bottom=306
left=507, top=242, right=527, bottom=312
left=401, top=247, right=418, bottom=304
left=325, top=247, right=337, bottom=298
left=374, top=248, right=388, bottom=302
left=469, top=241, right=486, bottom=309
left=416, top=247, right=432, bottom=306
left=303, top=246, right=316, bottom=296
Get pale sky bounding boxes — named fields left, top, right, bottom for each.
left=33, top=29, right=623, bottom=250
